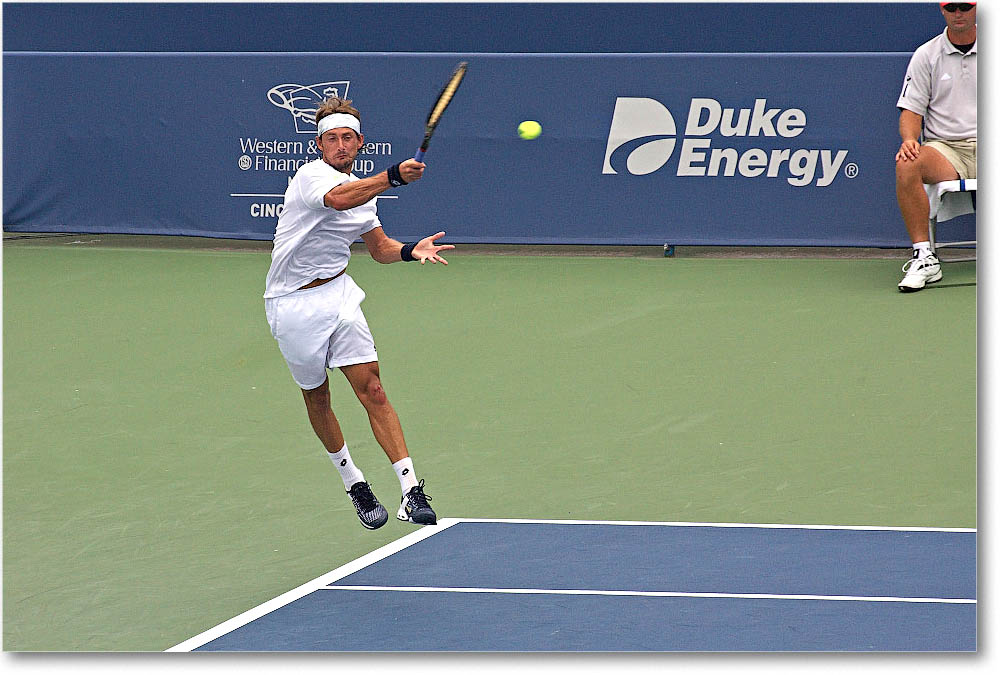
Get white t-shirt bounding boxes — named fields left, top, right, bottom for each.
left=264, top=159, right=381, bottom=298
left=897, top=27, right=977, bottom=141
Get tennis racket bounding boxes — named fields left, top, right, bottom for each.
left=414, top=61, right=468, bottom=163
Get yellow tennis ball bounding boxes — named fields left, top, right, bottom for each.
left=518, top=120, right=542, bottom=140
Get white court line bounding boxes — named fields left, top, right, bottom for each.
left=165, top=517, right=975, bottom=651
left=444, top=517, right=976, bottom=533
left=165, top=519, right=460, bottom=652
left=323, top=585, right=976, bottom=605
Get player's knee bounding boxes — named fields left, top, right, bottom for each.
left=364, top=378, right=388, bottom=407
left=896, top=156, right=919, bottom=180
left=302, top=383, right=331, bottom=409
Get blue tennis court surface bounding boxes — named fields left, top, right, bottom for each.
left=169, top=519, right=976, bottom=652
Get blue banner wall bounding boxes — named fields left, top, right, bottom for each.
left=3, top=51, right=974, bottom=246
left=1, top=3, right=947, bottom=54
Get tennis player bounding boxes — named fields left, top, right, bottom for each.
left=264, top=97, right=453, bottom=529
left=895, top=2, right=976, bottom=292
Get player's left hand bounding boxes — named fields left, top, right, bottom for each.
left=413, top=231, right=455, bottom=264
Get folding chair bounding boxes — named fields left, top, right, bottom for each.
left=926, top=178, right=977, bottom=262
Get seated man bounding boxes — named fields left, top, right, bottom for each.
left=895, top=2, right=976, bottom=292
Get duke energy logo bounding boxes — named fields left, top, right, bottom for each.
left=603, top=97, right=856, bottom=187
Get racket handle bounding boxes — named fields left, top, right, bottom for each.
left=414, top=148, right=426, bottom=162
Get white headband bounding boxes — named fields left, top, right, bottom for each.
left=317, top=113, right=360, bottom=136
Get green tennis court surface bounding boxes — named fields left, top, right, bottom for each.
left=2, top=239, right=976, bottom=651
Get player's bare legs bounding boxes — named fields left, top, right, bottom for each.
left=301, top=378, right=346, bottom=452
left=895, top=144, right=960, bottom=244
left=341, top=361, right=436, bottom=524
left=302, top=376, right=388, bottom=529
left=340, top=361, right=409, bottom=464
left=895, top=143, right=961, bottom=292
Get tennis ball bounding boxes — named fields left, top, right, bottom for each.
left=518, top=120, right=542, bottom=140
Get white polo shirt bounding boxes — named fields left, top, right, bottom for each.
left=897, top=27, right=977, bottom=141
left=264, top=159, right=381, bottom=298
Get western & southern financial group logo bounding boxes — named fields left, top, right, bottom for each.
left=603, top=96, right=858, bottom=187
left=233, top=79, right=394, bottom=219
left=267, top=81, right=351, bottom=134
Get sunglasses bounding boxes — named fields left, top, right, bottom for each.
left=942, top=3, right=975, bottom=11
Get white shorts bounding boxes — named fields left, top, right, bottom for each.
left=264, top=274, right=378, bottom=390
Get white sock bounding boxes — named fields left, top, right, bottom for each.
left=913, top=241, right=932, bottom=258
left=392, top=457, right=419, bottom=494
left=328, top=444, right=365, bottom=490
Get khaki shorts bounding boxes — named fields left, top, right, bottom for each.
left=925, top=138, right=977, bottom=179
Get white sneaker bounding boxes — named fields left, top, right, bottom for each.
left=898, top=252, right=942, bottom=292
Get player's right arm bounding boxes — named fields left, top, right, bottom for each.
left=896, top=109, right=924, bottom=162
left=324, top=160, right=425, bottom=211
left=895, top=44, right=931, bottom=164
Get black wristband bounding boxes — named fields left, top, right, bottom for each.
left=400, top=242, right=418, bottom=262
left=387, top=162, right=408, bottom=187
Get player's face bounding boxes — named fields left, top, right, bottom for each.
left=318, top=128, right=364, bottom=173
left=941, top=4, right=976, bottom=35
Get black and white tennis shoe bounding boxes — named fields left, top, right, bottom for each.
left=898, top=252, right=942, bottom=292
left=397, top=479, right=437, bottom=525
left=347, top=481, right=389, bottom=530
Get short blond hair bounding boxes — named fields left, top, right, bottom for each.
left=315, top=97, right=361, bottom=129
